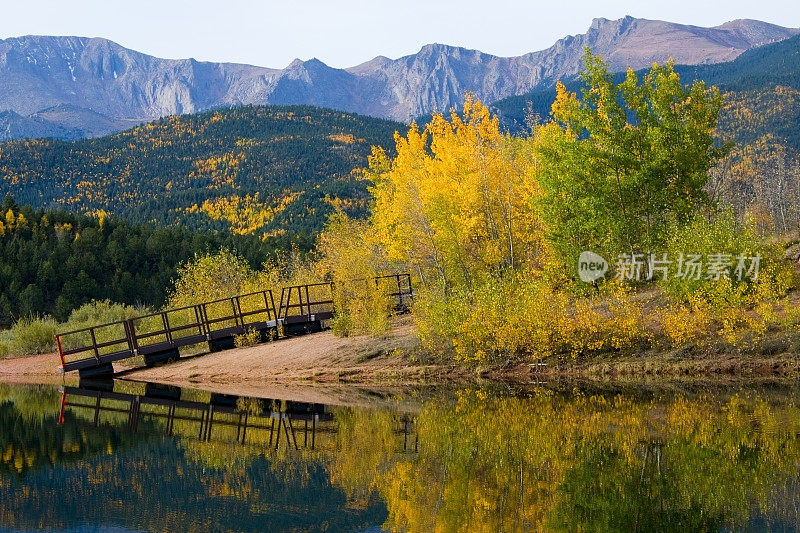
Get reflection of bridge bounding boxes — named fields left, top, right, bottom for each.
left=58, top=381, right=418, bottom=452
left=56, top=274, right=413, bottom=378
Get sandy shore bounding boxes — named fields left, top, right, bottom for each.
left=0, top=351, right=69, bottom=385
left=0, top=316, right=425, bottom=383
left=0, top=316, right=477, bottom=405
left=2, top=314, right=798, bottom=400
left=122, top=315, right=426, bottom=383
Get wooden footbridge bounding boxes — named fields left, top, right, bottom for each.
left=56, top=274, right=412, bottom=378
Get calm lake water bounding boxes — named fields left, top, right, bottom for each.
left=1, top=380, right=799, bottom=532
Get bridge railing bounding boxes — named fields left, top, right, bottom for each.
left=200, top=289, right=279, bottom=341
left=374, top=273, right=414, bottom=312
left=56, top=275, right=412, bottom=373
left=278, top=282, right=334, bottom=325
left=57, top=320, right=134, bottom=371
left=129, top=304, right=207, bottom=355
left=233, top=289, right=279, bottom=331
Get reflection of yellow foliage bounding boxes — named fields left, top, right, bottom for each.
left=327, top=408, right=401, bottom=499
left=370, top=391, right=800, bottom=532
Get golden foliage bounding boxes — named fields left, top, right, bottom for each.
left=660, top=297, right=713, bottom=346
left=234, top=327, right=262, bottom=348
left=168, top=249, right=255, bottom=308
left=328, top=133, right=363, bottom=144
left=185, top=192, right=298, bottom=235
left=368, top=95, right=547, bottom=291
left=317, top=212, right=393, bottom=336
left=188, top=152, right=245, bottom=188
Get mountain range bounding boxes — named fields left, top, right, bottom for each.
left=493, top=30, right=800, bottom=141
left=1, top=16, right=798, bottom=141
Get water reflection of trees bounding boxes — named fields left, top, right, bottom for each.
left=0, top=383, right=395, bottom=531
left=3, top=383, right=800, bottom=531
left=0, top=384, right=145, bottom=477
left=372, top=390, right=800, bottom=532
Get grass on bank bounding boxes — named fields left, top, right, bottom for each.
left=0, top=300, right=146, bottom=358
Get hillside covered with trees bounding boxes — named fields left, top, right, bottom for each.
left=494, top=33, right=800, bottom=142
left=0, top=105, right=400, bottom=238
left=0, top=198, right=280, bottom=326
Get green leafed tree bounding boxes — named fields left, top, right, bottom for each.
left=536, top=49, right=728, bottom=264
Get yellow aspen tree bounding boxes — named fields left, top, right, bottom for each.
left=367, top=95, right=546, bottom=295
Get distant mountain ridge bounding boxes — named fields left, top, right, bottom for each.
left=0, top=16, right=797, bottom=140
left=493, top=31, right=800, bottom=149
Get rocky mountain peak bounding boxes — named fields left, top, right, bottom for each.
left=0, top=17, right=797, bottom=139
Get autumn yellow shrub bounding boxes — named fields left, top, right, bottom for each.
left=233, top=327, right=261, bottom=348
left=0, top=316, right=58, bottom=356
left=409, top=286, right=469, bottom=360
left=444, top=276, right=567, bottom=363
left=412, top=275, right=649, bottom=363
left=317, top=212, right=393, bottom=337
left=656, top=211, right=800, bottom=347
left=556, top=287, right=647, bottom=357
left=661, top=297, right=714, bottom=347
left=329, top=278, right=393, bottom=336
left=778, top=299, right=800, bottom=331
left=169, top=249, right=255, bottom=308
left=663, top=212, right=797, bottom=301
left=167, top=247, right=333, bottom=335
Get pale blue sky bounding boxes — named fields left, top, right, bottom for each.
left=0, top=0, right=798, bottom=68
